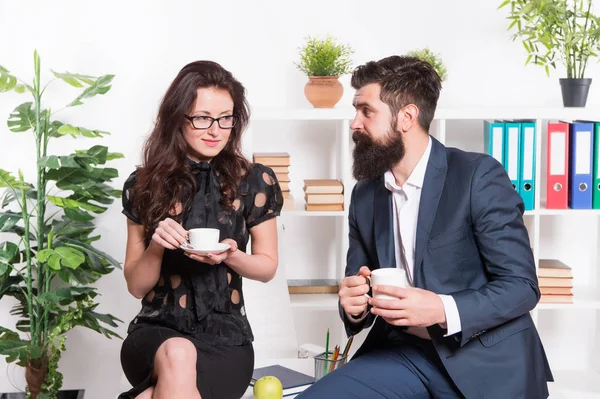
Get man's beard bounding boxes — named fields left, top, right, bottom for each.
left=352, top=128, right=405, bottom=180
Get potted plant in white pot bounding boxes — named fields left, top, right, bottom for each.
left=295, top=35, right=354, bottom=108
left=0, top=51, right=123, bottom=398
left=406, top=47, right=448, bottom=82
left=499, top=0, right=600, bottom=107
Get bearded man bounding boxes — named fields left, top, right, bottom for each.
left=297, top=56, right=553, bottom=399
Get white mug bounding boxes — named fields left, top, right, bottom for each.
left=188, top=228, right=220, bottom=250
left=369, top=268, right=408, bottom=299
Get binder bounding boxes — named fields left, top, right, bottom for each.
left=504, top=121, right=521, bottom=191
left=546, top=121, right=569, bottom=209
left=483, top=120, right=505, bottom=167
left=593, top=122, right=600, bottom=209
left=569, top=121, right=594, bottom=209
left=518, top=121, right=536, bottom=210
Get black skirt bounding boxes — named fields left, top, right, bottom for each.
left=119, top=324, right=254, bottom=399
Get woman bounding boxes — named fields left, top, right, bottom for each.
left=119, top=60, right=283, bottom=399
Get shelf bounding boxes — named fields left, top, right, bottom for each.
left=251, top=106, right=600, bottom=122
left=289, top=293, right=339, bottom=310
left=536, top=205, right=600, bottom=216
left=536, top=288, right=600, bottom=310
left=281, top=209, right=345, bottom=217
left=280, top=201, right=345, bottom=217
left=548, top=369, right=600, bottom=399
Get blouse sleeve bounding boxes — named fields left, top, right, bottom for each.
left=122, top=170, right=141, bottom=224
left=245, top=164, right=284, bottom=229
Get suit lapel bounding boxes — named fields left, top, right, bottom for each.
left=373, top=178, right=395, bottom=269
left=414, top=138, right=447, bottom=287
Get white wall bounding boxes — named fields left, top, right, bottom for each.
left=1, top=0, right=599, bottom=398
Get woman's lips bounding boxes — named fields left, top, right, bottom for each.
left=202, top=139, right=220, bottom=147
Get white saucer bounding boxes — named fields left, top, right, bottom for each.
left=181, top=242, right=230, bottom=255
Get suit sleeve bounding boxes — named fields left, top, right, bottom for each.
left=339, top=183, right=377, bottom=337
left=451, top=156, right=539, bottom=347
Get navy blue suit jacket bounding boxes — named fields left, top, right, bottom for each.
left=340, top=137, right=553, bottom=399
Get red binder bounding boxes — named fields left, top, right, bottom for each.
left=546, top=121, right=570, bottom=209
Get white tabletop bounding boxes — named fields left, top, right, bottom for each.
left=241, top=358, right=314, bottom=399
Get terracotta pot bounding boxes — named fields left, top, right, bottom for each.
left=304, top=76, right=343, bottom=108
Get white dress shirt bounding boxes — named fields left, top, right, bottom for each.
left=383, top=136, right=461, bottom=338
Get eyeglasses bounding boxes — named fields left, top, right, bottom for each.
left=184, top=115, right=237, bottom=130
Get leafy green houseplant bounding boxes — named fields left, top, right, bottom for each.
left=406, top=47, right=448, bottom=82
left=0, top=51, right=123, bottom=398
left=499, top=0, right=600, bottom=107
left=295, top=35, right=354, bottom=108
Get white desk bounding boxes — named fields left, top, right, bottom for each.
left=241, top=358, right=314, bottom=399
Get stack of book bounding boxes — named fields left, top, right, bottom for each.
left=538, top=259, right=573, bottom=304
left=252, top=152, right=294, bottom=210
left=303, top=179, right=344, bottom=211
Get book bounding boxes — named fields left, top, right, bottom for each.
left=538, top=259, right=572, bottom=278
left=538, top=277, right=573, bottom=287
left=305, top=194, right=344, bottom=205
left=539, top=294, right=574, bottom=304
left=303, top=179, right=343, bottom=194
left=288, top=279, right=339, bottom=294
left=250, top=364, right=314, bottom=396
left=305, top=204, right=344, bottom=212
left=540, top=286, right=572, bottom=295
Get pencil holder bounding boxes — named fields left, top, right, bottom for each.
left=313, top=351, right=348, bottom=381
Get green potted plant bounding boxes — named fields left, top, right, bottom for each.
left=499, top=0, right=600, bottom=107
left=406, top=47, right=448, bottom=82
left=295, top=35, right=354, bottom=108
left=0, top=51, right=123, bottom=398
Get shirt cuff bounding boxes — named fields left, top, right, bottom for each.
left=346, top=308, right=369, bottom=324
left=438, top=294, right=461, bottom=336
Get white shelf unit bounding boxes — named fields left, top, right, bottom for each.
left=245, top=107, right=600, bottom=397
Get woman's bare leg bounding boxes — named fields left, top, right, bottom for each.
left=152, top=337, right=202, bottom=399
left=134, top=386, right=153, bottom=399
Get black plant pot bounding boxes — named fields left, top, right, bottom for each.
left=0, top=390, right=84, bottom=399
left=559, top=78, right=592, bottom=107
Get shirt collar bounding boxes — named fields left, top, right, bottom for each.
left=384, top=136, right=432, bottom=192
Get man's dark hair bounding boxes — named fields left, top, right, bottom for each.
left=351, top=55, right=442, bottom=132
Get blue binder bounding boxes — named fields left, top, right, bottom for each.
left=569, top=121, right=595, bottom=209
left=483, top=120, right=505, bottom=167
left=517, top=121, right=536, bottom=210
left=504, top=121, right=521, bottom=192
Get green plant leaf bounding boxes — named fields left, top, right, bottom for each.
left=0, top=211, right=23, bottom=233
left=7, top=102, right=36, bottom=133
left=0, top=66, right=18, bottom=93
left=56, top=124, right=109, bottom=138
left=0, top=241, right=20, bottom=274
left=64, top=207, right=94, bottom=222
left=0, top=328, right=41, bottom=366
left=67, top=74, right=114, bottom=107
left=51, top=70, right=96, bottom=87
left=61, top=237, right=122, bottom=270
left=295, top=35, right=354, bottom=76
left=0, top=168, right=31, bottom=190
left=47, top=195, right=107, bottom=213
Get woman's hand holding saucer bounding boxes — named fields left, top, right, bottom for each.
left=184, top=238, right=238, bottom=265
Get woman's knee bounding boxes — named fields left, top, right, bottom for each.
left=154, top=338, right=197, bottom=379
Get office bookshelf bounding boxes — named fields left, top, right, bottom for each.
left=244, top=106, right=600, bottom=398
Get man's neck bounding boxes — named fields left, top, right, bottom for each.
left=391, top=132, right=429, bottom=187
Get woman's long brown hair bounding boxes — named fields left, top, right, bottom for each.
left=132, top=61, right=250, bottom=236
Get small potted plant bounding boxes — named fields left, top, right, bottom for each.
left=499, top=0, right=600, bottom=107
left=406, top=47, right=448, bottom=82
left=295, top=35, right=354, bottom=108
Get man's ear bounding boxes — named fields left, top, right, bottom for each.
left=397, top=104, right=420, bottom=133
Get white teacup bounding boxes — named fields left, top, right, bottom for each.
left=188, top=228, right=220, bottom=250
left=369, top=268, right=409, bottom=299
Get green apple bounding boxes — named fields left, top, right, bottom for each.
left=253, top=376, right=283, bottom=399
